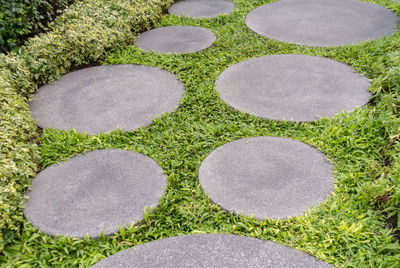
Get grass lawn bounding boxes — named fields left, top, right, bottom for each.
left=2, top=0, right=400, bottom=267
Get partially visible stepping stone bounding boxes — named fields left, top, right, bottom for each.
left=199, top=137, right=334, bottom=219
left=169, top=0, right=235, bottom=18
left=29, top=65, right=184, bottom=134
left=92, top=234, right=333, bottom=267
left=135, top=26, right=216, bottom=54
left=215, top=54, right=371, bottom=122
left=24, top=150, right=167, bottom=238
left=245, top=0, right=400, bottom=47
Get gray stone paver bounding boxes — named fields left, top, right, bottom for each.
left=92, top=234, right=333, bottom=267
left=24, top=149, right=167, bottom=238
left=169, top=0, right=235, bottom=18
left=245, top=0, right=400, bottom=47
left=29, top=64, right=184, bottom=134
left=135, top=26, right=216, bottom=54
left=216, top=54, right=371, bottom=122
left=199, top=137, right=334, bottom=219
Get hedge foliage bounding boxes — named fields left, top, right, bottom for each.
left=0, top=0, right=74, bottom=53
left=0, top=0, right=175, bottom=251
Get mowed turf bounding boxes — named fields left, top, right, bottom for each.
left=2, top=0, right=400, bottom=267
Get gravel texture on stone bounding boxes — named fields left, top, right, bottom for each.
left=135, top=26, right=216, bottom=54
left=92, top=233, right=333, bottom=267
left=169, top=0, right=235, bottom=18
left=24, top=150, right=167, bottom=238
left=198, top=137, right=334, bottom=219
left=216, top=54, right=371, bottom=122
left=29, top=64, right=184, bottom=134
left=245, top=0, right=400, bottom=47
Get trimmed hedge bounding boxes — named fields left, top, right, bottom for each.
left=0, top=0, right=74, bottom=53
left=0, top=0, right=175, bottom=251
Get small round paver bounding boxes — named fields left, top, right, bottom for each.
left=29, top=64, right=184, bottom=134
left=216, top=54, right=371, bottom=122
left=24, top=150, right=167, bottom=238
left=245, top=0, right=400, bottom=47
left=92, top=234, right=333, bottom=267
left=199, top=137, right=334, bottom=219
left=169, top=0, right=235, bottom=18
left=135, top=26, right=216, bottom=54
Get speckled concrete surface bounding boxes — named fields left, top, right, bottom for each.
left=215, top=54, right=371, bottom=122
left=199, top=137, right=334, bottom=219
left=30, top=64, right=184, bottom=134
left=135, top=26, right=216, bottom=54
left=24, top=150, right=167, bottom=238
left=169, top=0, right=235, bottom=18
left=245, top=0, right=399, bottom=47
left=92, top=234, right=333, bottom=267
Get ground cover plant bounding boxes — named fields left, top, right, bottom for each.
left=1, top=0, right=400, bottom=267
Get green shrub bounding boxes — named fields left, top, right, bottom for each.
left=0, top=0, right=74, bottom=53
left=0, top=72, right=39, bottom=250
left=0, top=0, right=175, bottom=251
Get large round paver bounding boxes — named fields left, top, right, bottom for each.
left=169, top=0, right=235, bottom=18
left=245, top=0, right=400, bottom=47
left=199, top=137, right=334, bottom=219
left=29, top=65, right=184, bottom=134
left=216, top=54, right=371, bottom=122
left=24, top=150, right=167, bottom=238
left=92, top=234, right=333, bottom=267
left=135, top=26, right=216, bottom=54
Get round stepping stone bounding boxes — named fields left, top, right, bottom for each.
left=215, top=54, right=371, bottom=122
left=245, top=0, right=400, bottom=47
left=135, top=26, right=216, bottom=54
left=169, top=0, right=235, bottom=18
left=24, top=149, right=167, bottom=238
left=199, top=137, right=334, bottom=219
left=29, top=64, right=184, bottom=134
left=92, top=234, right=333, bottom=267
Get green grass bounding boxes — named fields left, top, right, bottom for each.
left=2, top=0, right=400, bottom=266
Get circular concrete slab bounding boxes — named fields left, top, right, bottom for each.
left=24, top=150, right=167, bottom=238
left=215, top=54, right=371, bottom=122
left=169, top=0, right=235, bottom=18
left=245, top=0, right=400, bottom=47
left=199, top=137, right=334, bottom=219
left=29, top=65, right=184, bottom=134
left=135, top=26, right=216, bottom=54
left=92, top=234, right=333, bottom=267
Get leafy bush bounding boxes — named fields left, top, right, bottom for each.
left=0, top=0, right=74, bottom=53
left=0, top=0, right=174, bottom=251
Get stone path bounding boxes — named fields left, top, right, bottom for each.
left=199, top=136, right=334, bottom=219
left=25, top=0, right=399, bottom=266
left=215, top=54, right=371, bottom=122
left=92, top=234, right=333, bottom=267
left=30, top=65, right=184, bottom=134
left=135, top=26, right=216, bottom=54
left=169, top=0, right=235, bottom=18
left=24, top=150, right=167, bottom=238
left=245, top=0, right=400, bottom=47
